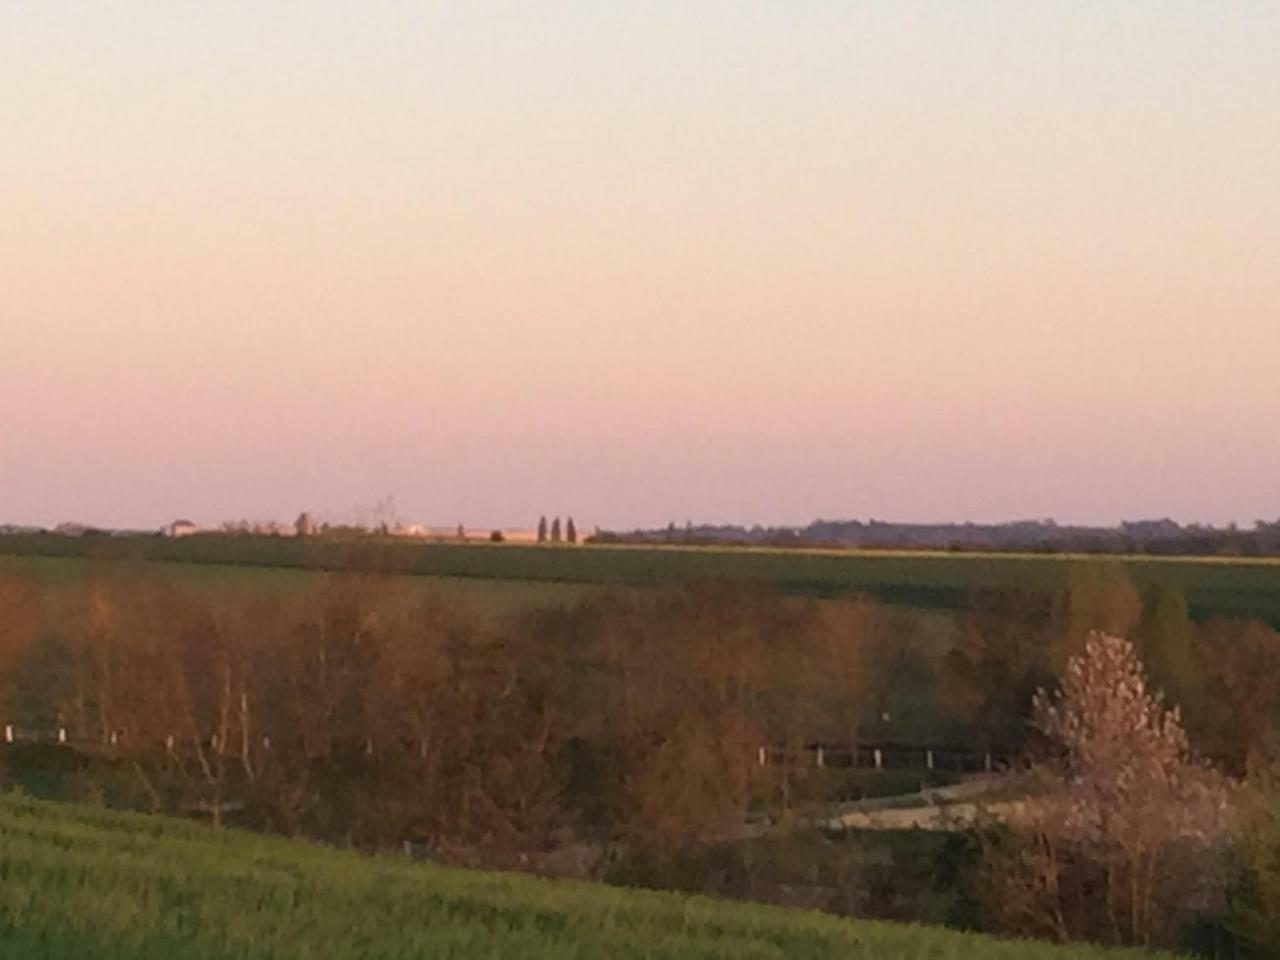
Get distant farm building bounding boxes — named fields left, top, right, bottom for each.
left=164, top=520, right=200, bottom=538
left=391, top=526, right=540, bottom=543
left=53, top=522, right=96, bottom=537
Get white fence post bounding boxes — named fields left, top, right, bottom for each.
left=58, top=727, right=67, bottom=744
left=873, top=748, right=883, bottom=770
left=926, top=749, right=934, bottom=771
left=815, top=746, right=825, bottom=768
left=758, top=746, right=767, bottom=767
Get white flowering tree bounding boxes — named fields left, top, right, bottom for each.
left=983, top=632, right=1230, bottom=947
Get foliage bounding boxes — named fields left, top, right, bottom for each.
left=1229, top=754, right=1280, bottom=957
left=614, top=828, right=977, bottom=929
left=942, top=587, right=1054, bottom=752
left=0, top=570, right=898, bottom=859
left=1195, top=619, right=1280, bottom=773
left=1047, top=565, right=1142, bottom=672
left=1132, top=584, right=1200, bottom=720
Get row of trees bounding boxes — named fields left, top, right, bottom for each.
left=0, top=567, right=899, bottom=858
left=601, top=518, right=1280, bottom=557
left=536, top=516, right=577, bottom=544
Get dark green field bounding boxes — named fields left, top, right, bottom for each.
left=3, top=533, right=1280, bottom=626
left=0, top=794, right=1167, bottom=959
left=0, top=552, right=595, bottom=620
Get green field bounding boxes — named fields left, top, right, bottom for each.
left=0, top=553, right=599, bottom=621
left=4, top=533, right=1280, bottom=625
left=0, top=794, right=1164, bottom=959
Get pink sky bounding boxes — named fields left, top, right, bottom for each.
left=3, top=3, right=1278, bottom=531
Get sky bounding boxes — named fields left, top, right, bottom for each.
left=3, top=2, right=1279, bottom=532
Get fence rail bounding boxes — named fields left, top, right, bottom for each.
left=1, top=725, right=241, bottom=752
left=2, top=724, right=1014, bottom=773
left=2, top=725, right=70, bottom=746
left=757, top=743, right=1014, bottom=773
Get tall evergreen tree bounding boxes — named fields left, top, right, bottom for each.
left=537, top=516, right=548, bottom=543
left=1133, top=584, right=1200, bottom=719
left=550, top=517, right=562, bottom=543
left=566, top=517, right=577, bottom=544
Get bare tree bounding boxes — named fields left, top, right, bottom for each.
left=1197, top=618, right=1280, bottom=774
left=815, top=597, right=883, bottom=761
left=0, top=571, right=42, bottom=718
left=942, top=588, right=1053, bottom=755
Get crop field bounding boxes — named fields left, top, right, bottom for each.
left=0, top=553, right=598, bottom=622
left=3, top=533, right=1280, bottom=626
left=0, top=794, right=1166, bottom=960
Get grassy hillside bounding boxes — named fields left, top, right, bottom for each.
left=4, top=532, right=1280, bottom=625
left=0, top=795, right=1162, bottom=960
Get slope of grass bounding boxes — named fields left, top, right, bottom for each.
left=0, top=794, right=1164, bottom=959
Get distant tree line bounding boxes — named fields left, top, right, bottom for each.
left=596, top=517, right=1280, bottom=557
left=536, top=516, right=577, bottom=544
